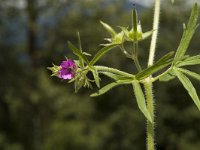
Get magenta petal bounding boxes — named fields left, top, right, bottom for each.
left=62, top=74, right=73, bottom=79
left=58, top=59, right=76, bottom=80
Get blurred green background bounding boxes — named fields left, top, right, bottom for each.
left=0, top=0, right=200, bottom=150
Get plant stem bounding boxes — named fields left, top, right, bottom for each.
left=145, top=0, right=161, bottom=150
left=148, top=0, right=160, bottom=67
left=133, top=42, right=142, bottom=72
left=120, top=44, right=132, bottom=58
left=144, top=80, right=155, bottom=150
left=151, top=67, right=172, bottom=82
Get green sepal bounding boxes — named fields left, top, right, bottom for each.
left=101, top=31, right=125, bottom=46
left=90, top=80, right=132, bottom=97
left=132, top=81, right=152, bottom=123
left=120, top=26, right=153, bottom=42
left=100, top=21, right=116, bottom=37
left=142, top=30, right=154, bottom=40
left=47, top=64, right=61, bottom=77
left=136, top=51, right=174, bottom=80
left=74, top=75, right=93, bottom=93
left=174, top=68, right=200, bottom=111
left=74, top=76, right=85, bottom=93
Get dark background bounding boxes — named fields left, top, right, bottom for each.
left=0, top=0, right=200, bottom=149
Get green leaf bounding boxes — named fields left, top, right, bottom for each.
left=174, top=3, right=199, bottom=61
left=183, top=55, right=200, bottom=61
left=132, top=81, right=152, bottom=123
left=100, top=72, right=130, bottom=81
left=77, top=32, right=84, bottom=67
left=94, top=66, right=134, bottom=78
left=68, top=41, right=89, bottom=64
left=177, top=68, right=200, bottom=81
left=90, top=67, right=100, bottom=88
left=159, top=70, right=176, bottom=82
left=90, top=80, right=132, bottom=97
left=136, top=51, right=174, bottom=80
left=174, top=68, right=200, bottom=111
left=100, top=21, right=116, bottom=37
left=177, top=59, right=200, bottom=67
left=89, top=45, right=117, bottom=66
left=176, top=55, right=200, bottom=67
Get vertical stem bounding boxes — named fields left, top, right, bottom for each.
left=144, top=81, right=155, bottom=150
left=145, top=0, right=160, bottom=150
left=148, top=0, right=160, bottom=67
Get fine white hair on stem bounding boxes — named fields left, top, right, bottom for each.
left=148, top=0, right=161, bottom=67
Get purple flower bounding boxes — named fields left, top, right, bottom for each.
left=58, top=59, right=77, bottom=80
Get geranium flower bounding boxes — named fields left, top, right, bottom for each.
left=58, top=59, right=77, bottom=80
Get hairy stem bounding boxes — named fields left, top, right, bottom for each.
left=148, top=0, right=160, bottom=67
left=144, top=80, right=155, bottom=150
left=145, top=0, right=161, bottom=150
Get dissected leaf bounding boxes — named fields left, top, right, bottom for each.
left=94, top=66, right=134, bottom=78
left=176, top=54, right=200, bottom=67
left=136, top=51, right=174, bottom=80
left=68, top=42, right=89, bottom=64
left=89, top=45, right=117, bottom=66
left=182, top=54, right=200, bottom=61
left=174, top=3, right=199, bottom=61
left=132, top=81, right=152, bottom=123
left=90, top=80, right=132, bottom=97
left=174, top=68, right=200, bottom=111
left=100, top=72, right=130, bottom=81
left=177, top=68, right=200, bottom=81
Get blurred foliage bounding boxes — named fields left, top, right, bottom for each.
left=0, top=0, right=200, bottom=150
